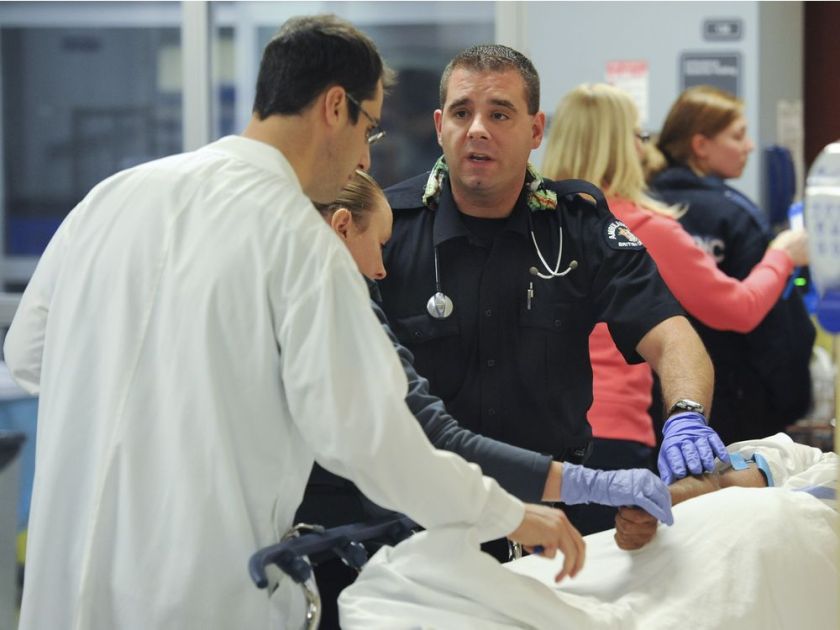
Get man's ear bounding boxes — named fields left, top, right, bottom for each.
left=323, top=86, right=346, bottom=129
left=433, top=109, right=443, bottom=147
left=531, top=111, right=546, bottom=149
left=330, top=207, right=353, bottom=239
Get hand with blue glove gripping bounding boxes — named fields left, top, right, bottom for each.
left=658, top=411, right=729, bottom=485
left=560, top=463, right=674, bottom=525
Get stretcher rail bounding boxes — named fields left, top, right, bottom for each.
left=249, top=513, right=417, bottom=588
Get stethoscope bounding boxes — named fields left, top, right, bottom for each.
left=426, top=215, right=578, bottom=320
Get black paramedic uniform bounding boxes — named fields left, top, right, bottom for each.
left=379, top=171, right=684, bottom=467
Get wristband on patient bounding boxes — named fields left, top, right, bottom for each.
left=728, top=452, right=775, bottom=487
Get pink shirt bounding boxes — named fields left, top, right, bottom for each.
left=588, top=197, right=794, bottom=445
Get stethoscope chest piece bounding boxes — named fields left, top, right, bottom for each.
left=426, top=291, right=454, bottom=319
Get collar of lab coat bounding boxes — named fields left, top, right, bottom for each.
left=202, top=135, right=302, bottom=193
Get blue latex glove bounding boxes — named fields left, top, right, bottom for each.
left=560, top=463, right=674, bottom=525
left=658, top=412, right=730, bottom=485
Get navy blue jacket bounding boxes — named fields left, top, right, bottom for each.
left=652, top=166, right=814, bottom=443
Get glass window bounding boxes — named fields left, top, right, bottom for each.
left=0, top=1, right=496, bottom=289
left=0, top=2, right=182, bottom=289
left=211, top=1, right=494, bottom=188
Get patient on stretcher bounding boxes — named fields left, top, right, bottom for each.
left=339, top=433, right=838, bottom=630
left=615, top=432, right=838, bottom=549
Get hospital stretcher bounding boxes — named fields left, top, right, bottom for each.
left=336, top=488, right=838, bottom=629
left=251, top=434, right=839, bottom=628
left=248, top=512, right=417, bottom=629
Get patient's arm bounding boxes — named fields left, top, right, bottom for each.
left=669, top=464, right=768, bottom=504
left=717, top=465, right=768, bottom=490
left=614, top=464, right=769, bottom=550
left=667, top=473, right=722, bottom=506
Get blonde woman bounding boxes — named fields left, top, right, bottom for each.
left=649, top=86, right=815, bottom=446
left=542, top=83, right=807, bottom=533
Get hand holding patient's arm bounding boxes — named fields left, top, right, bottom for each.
left=508, top=503, right=586, bottom=583
left=636, top=317, right=729, bottom=484
left=614, top=464, right=768, bottom=549
left=614, top=473, right=721, bottom=550
left=560, top=463, right=674, bottom=525
left=658, top=413, right=729, bottom=484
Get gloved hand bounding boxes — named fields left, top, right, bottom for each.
left=560, top=463, right=674, bottom=526
left=658, top=412, right=729, bottom=485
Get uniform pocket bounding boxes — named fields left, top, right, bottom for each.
left=392, top=311, right=461, bottom=345
left=391, top=312, right=463, bottom=400
left=518, top=300, right=589, bottom=392
left=519, top=300, right=579, bottom=334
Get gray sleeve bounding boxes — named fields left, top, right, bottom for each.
left=372, top=299, right=552, bottom=503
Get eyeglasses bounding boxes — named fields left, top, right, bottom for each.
left=346, top=93, right=386, bottom=145
left=635, top=130, right=651, bottom=144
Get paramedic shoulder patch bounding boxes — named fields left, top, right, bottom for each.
left=603, top=219, right=644, bottom=251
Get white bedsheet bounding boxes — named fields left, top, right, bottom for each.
left=722, top=433, right=837, bottom=507
left=340, top=487, right=838, bottom=629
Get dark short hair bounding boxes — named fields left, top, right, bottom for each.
left=439, top=44, right=540, bottom=115
left=252, top=14, right=395, bottom=122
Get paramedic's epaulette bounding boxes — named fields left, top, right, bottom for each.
left=387, top=172, right=431, bottom=211
left=548, top=179, right=610, bottom=215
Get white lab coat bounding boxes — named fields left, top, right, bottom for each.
left=5, top=136, right=524, bottom=629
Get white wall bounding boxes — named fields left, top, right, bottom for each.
left=758, top=2, right=804, bottom=198
left=517, top=1, right=802, bottom=209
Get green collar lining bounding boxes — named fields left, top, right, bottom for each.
left=421, top=156, right=558, bottom=213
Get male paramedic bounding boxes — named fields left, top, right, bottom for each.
left=5, top=17, right=587, bottom=630
left=377, top=44, right=727, bottom=543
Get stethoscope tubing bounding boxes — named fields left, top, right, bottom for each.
left=427, top=215, right=576, bottom=320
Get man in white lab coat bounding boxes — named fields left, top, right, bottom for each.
left=4, top=14, right=586, bottom=630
